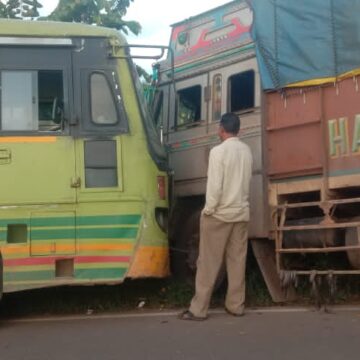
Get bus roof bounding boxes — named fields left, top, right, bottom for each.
left=0, top=18, right=125, bottom=42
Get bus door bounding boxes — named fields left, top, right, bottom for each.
left=71, top=38, right=128, bottom=202
left=0, top=45, right=77, bottom=256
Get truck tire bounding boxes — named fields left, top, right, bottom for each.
left=169, top=200, right=194, bottom=282
left=346, top=227, right=360, bottom=269
left=170, top=206, right=225, bottom=289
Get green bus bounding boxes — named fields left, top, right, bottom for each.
left=0, top=19, right=169, bottom=298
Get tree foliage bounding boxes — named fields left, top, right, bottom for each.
left=0, top=0, right=148, bottom=81
left=48, top=0, right=141, bottom=35
left=0, top=0, right=43, bottom=19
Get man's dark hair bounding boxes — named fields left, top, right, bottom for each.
left=220, top=113, right=240, bottom=134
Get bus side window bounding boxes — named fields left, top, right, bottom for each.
left=90, top=73, right=118, bottom=125
left=77, top=68, right=128, bottom=136
left=0, top=70, right=64, bottom=132
left=38, top=71, right=64, bottom=130
left=228, top=70, right=255, bottom=113
left=176, top=85, right=201, bottom=128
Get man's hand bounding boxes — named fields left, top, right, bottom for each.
left=202, top=207, right=214, bottom=216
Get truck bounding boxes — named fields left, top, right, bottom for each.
left=153, top=0, right=360, bottom=301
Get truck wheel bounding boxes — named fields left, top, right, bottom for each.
left=169, top=201, right=194, bottom=282
left=346, top=227, right=360, bottom=269
left=171, top=207, right=225, bottom=289
left=184, top=209, right=202, bottom=281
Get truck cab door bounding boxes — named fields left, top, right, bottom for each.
left=167, top=74, right=209, bottom=186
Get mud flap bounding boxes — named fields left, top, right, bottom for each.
left=251, top=238, right=296, bottom=303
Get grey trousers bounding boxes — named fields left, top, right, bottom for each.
left=189, top=214, right=248, bottom=318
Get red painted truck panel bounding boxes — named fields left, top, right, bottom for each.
left=266, top=76, right=360, bottom=181
left=266, top=88, right=323, bottom=179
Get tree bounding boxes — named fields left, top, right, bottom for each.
left=20, top=0, right=42, bottom=18
left=48, top=0, right=141, bottom=35
left=0, top=0, right=43, bottom=19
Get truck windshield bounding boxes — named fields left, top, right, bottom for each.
left=130, top=61, right=168, bottom=171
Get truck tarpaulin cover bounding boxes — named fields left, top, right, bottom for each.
left=248, top=0, right=360, bottom=90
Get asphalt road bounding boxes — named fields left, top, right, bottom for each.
left=1, top=308, right=360, bottom=360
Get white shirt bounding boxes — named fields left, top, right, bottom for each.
left=203, top=137, right=253, bottom=222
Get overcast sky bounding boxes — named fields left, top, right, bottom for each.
left=41, top=0, right=231, bottom=46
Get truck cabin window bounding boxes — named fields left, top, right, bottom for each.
left=228, top=70, right=255, bottom=113
left=176, top=85, right=201, bottom=127
left=0, top=70, right=64, bottom=132
left=90, top=73, right=118, bottom=125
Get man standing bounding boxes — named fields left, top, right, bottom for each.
left=180, top=113, right=253, bottom=320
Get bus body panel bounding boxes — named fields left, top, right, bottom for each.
left=0, top=20, right=169, bottom=295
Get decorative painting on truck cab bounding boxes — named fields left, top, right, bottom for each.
left=170, top=2, right=252, bottom=66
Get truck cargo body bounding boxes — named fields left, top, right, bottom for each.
left=251, top=0, right=360, bottom=275
left=267, top=78, right=360, bottom=273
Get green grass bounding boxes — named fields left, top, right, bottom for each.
left=1, top=250, right=360, bottom=319
left=0, top=278, right=200, bottom=319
